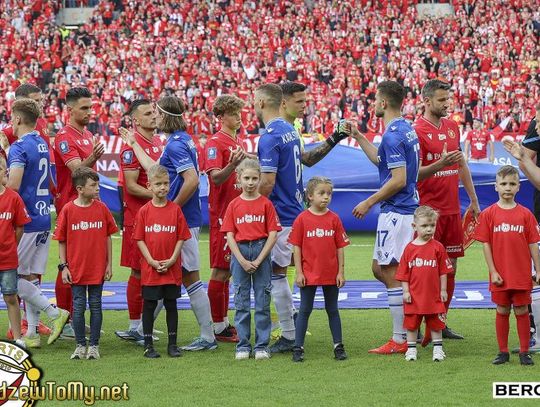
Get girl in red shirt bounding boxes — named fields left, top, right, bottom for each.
left=289, top=177, right=350, bottom=362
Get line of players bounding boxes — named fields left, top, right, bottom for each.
left=1, top=79, right=539, bottom=360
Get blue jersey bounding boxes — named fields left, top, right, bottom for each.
left=159, top=130, right=202, bottom=228
left=377, top=117, right=419, bottom=215
left=258, top=118, right=303, bottom=226
left=7, top=131, right=51, bottom=232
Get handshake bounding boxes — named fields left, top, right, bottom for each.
left=326, top=119, right=361, bottom=147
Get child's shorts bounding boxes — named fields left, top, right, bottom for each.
left=404, top=313, right=446, bottom=331
left=142, top=284, right=181, bottom=301
left=491, top=289, right=531, bottom=307
left=0, top=269, right=18, bottom=295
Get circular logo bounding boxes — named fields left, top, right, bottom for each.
left=448, top=130, right=455, bottom=139
left=0, top=341, right=41, bottom=406
left=316, top=228, right=324, bottom=237
left=245, top=215, right=253, bottom=223
left=501, top=223, right=510, bottom=232
left=80, top=221, right=89, bottom=231
left=154, top=224, right=162, bottom=233
left=224, top=254, right=231, bottom=263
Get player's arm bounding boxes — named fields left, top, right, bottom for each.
left=336, top=247, right=345, bottom=288
left=172, top=168, right=199, bottom=207
left=352, top=166, right=406, bottom=219
left=293, top=245, right=305, bottom=287
left=15, top=225, right=24, bottom=244
left=66, top=139, right=105, bottom=172
left=350, top=123, right=378, bottom=165
left=124, top=169, right=153, bottom=199
left=6, top=166, right=24, bottom=193
left=58, top=241, right=72, bottom=284
left=402, top=281, right=411, bottom=303
left=440, top=273, right=448, bottom=302
left=301, top=142, right=333, bottom=167
left=160, top=240, right=185, bottom=270
left=417, top=143, right=462, bottom=181
left=488, top=137, right=495, bottom=163
left=253, top=230, right=277, bottom=268
left=259, top=172, right=276, bottom=197
left=105, top=236, right=113, bottom=281
left=209, top=148, right=246, bottom=185
left=226, top=232, right=255, bottom=273
left=0, top=131, right=9, bottom=156
left=482, top=242, right=503, bottom=285
left=463, top=140, right=471, bottom=161
left=136, top=240, right=161, bottom=270
left=458, top=156, right=480, bottom=218
left=530, top=243, right=540, bottom=284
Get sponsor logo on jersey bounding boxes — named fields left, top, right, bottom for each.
left=145, top=224, right=177, bottom=233
left=0, top=212, right=13, bottom=220
left=122, top=151, right=133, bottom=164
left=408, top=257, right=437, bottom=268
left=434, top=169, right=459, bottom=177
left=306, top=228, right=335, bottom=238
left=71, top=221, right=103, bottom=231
left=236, top=214, right=265, bottom=224
left=493, top=223, right=524, bottom=233
left=438, top=134, right=446, bottom=141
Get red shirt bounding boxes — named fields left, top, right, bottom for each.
left=220, top=195, right=281, bottom=242
left=54, top=125, right=95, bottom=213
left=395, top=239, right=453, bottom=314
left=53, top=200, right=118, bottom=285
left=288, top=210, right=350, bottom=286
left=120, top=132, right=165, bottom=226
left=205, top=130, right=242, bottom=225
left=466, top=130, right=491, bottom=159
left=414, top=116, right=461, bottom=215
left=133, top=201, right=191, bottom=286
left=473, top=203, right=540, bottom=292
left=0, top=188, right=31, bottom=270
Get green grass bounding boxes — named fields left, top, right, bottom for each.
left=1, top=231, right=536, bottom=406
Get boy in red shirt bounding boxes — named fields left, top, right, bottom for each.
left=221, top=159, right=281, bottom=360
left=289, top=177, right=350, bottom=362
left=396, top=206, right=453, bottom=362
left=134, top=165, right=191, bottom=359
left=474, top=165, right=540, bottom=366
left=0, top=155, right=30, bottom=348
left=54, top=167, right=118, bottom=360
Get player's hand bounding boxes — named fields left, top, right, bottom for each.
left=348, top=121, right=364, bottom=141
left=240, top=258, right=255, bottom=273
left=149, top=259, right=162, bottom=272
left=440, top=290, right=448, bottom=303
left=467, top=200, right=481, bottom=221
left=91, top=137, right=105, bottom=160
left=352, top=200, right=372, bottom=219
left=490, top=271, right=504, bottom=286
left=403, top=291, right=412, bottom=303
left=503, top=138, right=524, bottom=161
left=104, top=265, right=112, bottom=281
left=228, top=147, right=247, bottom=167
left=326, top=119, right=351, bottom=147
left=296, top=272, right=305, bottom=288
left=440, top=143, right=462, bottom=167
left=159, top=258, right=176, bottom=271
left=0, top=131, right=9, bottom=152
left=119, top=127, right=136, bottom=147
left=336, top=272, right=345, bottom=288
left=62, top=268, right=73, bottom=285
left=251, top=258, right=261, bottom=270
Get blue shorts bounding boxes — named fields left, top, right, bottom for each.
left=0, top=269, right=18, bottom=295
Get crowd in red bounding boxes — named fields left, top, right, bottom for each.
left=0, top=0, right=538, bottom=139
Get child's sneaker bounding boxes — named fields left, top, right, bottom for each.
left=167, top=345, right=182, bottom=358
left=181, top=337, right=218, bottom=351
left=519, top=352, right=534, bottom=366
left=405, top=348, right=417, bottom=361
left=48, top=309, right=70, bottom=344
left=235, top=350, right=250, bottom=360
left=492, top=352, right=510, bottom=365
left=86, top=345, right=100, bottom=360
left=59, top=323, right=76, bottom=340
left=334, top=343, right=348, bottom=361
left=432, top=347, right=446, bottom=362
left=23, top=334, right=41, bottom=349
left=144, top=346, right=160, bottom=359
left=215, top=326, right=239, bottom=343
left=254, top=350, right=271, bottom=360
left=292, top=347, right=304, bottom=362
left=70, top=344, right=87, bottom=360
left=269, top=336, right=295, bottom=353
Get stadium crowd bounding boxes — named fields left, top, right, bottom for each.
left=0, top=0, right=538, bottom=140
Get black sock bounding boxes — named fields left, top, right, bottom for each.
left=142, top=299, right=158, bottom=348
left=164, top=298, right=178, bottom=347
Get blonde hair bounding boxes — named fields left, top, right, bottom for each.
left=0, top=155, right=6, bottom=170
left=235, top=158, right=260, bottom=178
left=157, top=96, right=187, bottom=134
left=147, top=164, right=169, bottom=181
left=305, top=176, right=333, bottom=205
left=12, top=98, right=40, bottom=125
left=414, top=205, right=439, bottom=222
left=496, top=165, right=519, bottom=180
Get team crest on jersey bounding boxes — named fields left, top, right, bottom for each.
left=427, top=152, right=433, bottom=161
left=438, top=134, right=446, bottom=141
left=448, top=130, right=456, bottom=139
left=122, top=150, right=133, bottom=164
left=59, top=141, right=69, bottom=153
left=207, top=147, right=217, bottom=160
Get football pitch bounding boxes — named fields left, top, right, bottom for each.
left=3, top=230, right=537, bottom=406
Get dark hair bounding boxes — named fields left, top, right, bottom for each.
left=66, top=87, right=92, bottom=105
left=280, top=81, right=307, bottom=97
left=255, top=83, right=283, bottom=109
left=157, top=96, right=187, bottom=133
left=212, top=95, right=245, bottom=117
left=15, top=83, right=42, bottom=98
left=377, top=81, right=405, bottom=110
left=127, top=99, right=151, bottom=116
left=421, top=79, right=451, bottom=99
left=496, top=165, right=519, bottom=179
left=72, top=166, right=99, bottom=188
left=12, top=99, right=40, bottom=125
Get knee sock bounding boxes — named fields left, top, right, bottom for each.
left=17, top=279, right=59, bottom=319
left=55, top=271, right=73, bottom=315
left=496, top=312, right=510, bottom=353
left=516, top=313, right=530, bottom=353
left=531, top=287, right=540, bottom=342
left=223, top=280, right=230, bottom=326
left=387, top=288, right=405, bottom=343
left=207, top=279, right=226, bottom=333
left=164, top=299, right=178, bottom=346
left=186, top=281, right=215, bottom=342
left=127, top=275, right=143, bottom=330
left=271, top=275, right=295, bottom=340
left=25, top=279, right=41, bottom=336
left=444, top=273, right=455, bottom=313
left=142, top=299, right=158, bottom=348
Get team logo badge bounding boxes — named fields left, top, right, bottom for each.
left=207, top=147, right=217, bottom=160
left=316, top=228, right=324, bottom=237
left=448, top=130, right=456, bottom=139
left=59, top=141, right=69, bottom=154
left=0, top=340, right=42, bottom=407
left=427, top=133, right=432, bottom=140
left=122, top=151, right=133, bottom=164
left=438, top=134, right=446, bottom=141
left=427, top=152, right=433, bottom=161
left=154, top=224, right=162, bottom=233
left=501, top=223, right=510, bottom=232
left=224, top=254, right=231, bottom=263
left=245, top=215, right=253, bottom=223
left=80, top=221, right=89, bottom=231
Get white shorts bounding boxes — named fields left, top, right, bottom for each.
left=372, top=212, right=414, bottom=266
left=17, top=231, right=51, bottom=276
left=181, top=227, right=200, bottom=272
left=271, top=227, right=293, bottom=268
